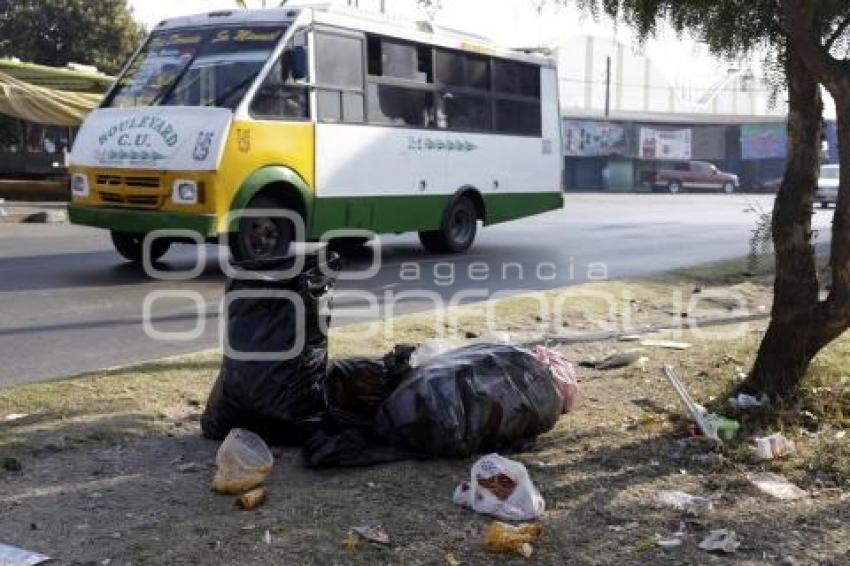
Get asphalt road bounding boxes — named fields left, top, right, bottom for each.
left=0, top=193, right=834, bottom=386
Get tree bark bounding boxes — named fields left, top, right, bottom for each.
left=745, top=45, right=823, bottom=397
left=746, top=1, right=850, bottom=397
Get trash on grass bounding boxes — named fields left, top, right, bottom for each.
left=691, top=452, right=724, bottom=466
left=530, top=345, right=579, bottom=413
left=454, top=454, right=545, bottom=521
left=658, top=490, right=715, bottom=517
left=201, top=253, right=340, bottom=445
left=236, top=487, right=268, bottom=510
left=641, top=339, right=692, bottom=350
left=702, top=413, right=740, bottom=441
left=729, top=393, right=771, bottom=411
left=580, top=350, right=644, bottom=370
left=663, top=366, right=720, bottom=442
left=0, top=543, right=51, bottom=565
left=409, top=338, right=464, bottom=367
left=350, top=521, right=390, bottom=545
left=698, top=529, right=741, bottom=554
left=655, top=522, right=687, bottom=548
left=485, top=521, right=541, bottom=558
left=747, top=472, right=807, bottom=500
left=754, top=433, right=796, bottom=460
left=307, top=344, right=565, bottom=467
left=445, top=552, right=462, bottom=566
left=262, top=530, right=272, bottom=545
left=211, top=428, right=273, bottom=495
left=2, top=413, right=28, bottom=422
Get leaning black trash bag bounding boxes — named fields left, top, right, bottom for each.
left=324, top=345, right=415, bottom=428
left=304, top=343, right=563, bottom=467
left=201, top=252, right=339, bottom=445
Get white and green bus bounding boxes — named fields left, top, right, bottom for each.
left=68, top=5, right=563, bottom=262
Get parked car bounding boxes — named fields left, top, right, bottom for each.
left=644, top=161, right=740, bottom=194
left=816, top=164, right=839, bottom=208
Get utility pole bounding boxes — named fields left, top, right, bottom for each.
left=604, top=55, right=611, bottom=118
left=380, top=0, right=386, bottom=13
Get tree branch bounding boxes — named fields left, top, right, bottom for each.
left=825, top=15, right=850, bottom=51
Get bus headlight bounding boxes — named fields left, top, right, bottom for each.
left=71, top=174, right=89, bottom=197
left=172, top=180, right=198, bottom=205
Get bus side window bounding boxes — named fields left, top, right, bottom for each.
left=250, top=32, right=310, bottom=120
left=315, top=31, right=365, bottom=124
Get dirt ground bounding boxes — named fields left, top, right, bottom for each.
left=2, top=266, right=849, bottom=565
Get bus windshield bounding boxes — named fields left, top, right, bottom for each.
left=104, top=25, right=286, bottom=110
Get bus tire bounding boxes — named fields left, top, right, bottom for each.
left=229, top=194, right=294, bottom=262
left=111, top=231, right=170, bottom=263
left=419, top=195, right=478, bottom=254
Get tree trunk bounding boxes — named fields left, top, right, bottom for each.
left=745, top=45, right=823, bottom=397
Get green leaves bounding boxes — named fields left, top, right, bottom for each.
left=0, top=0, right=146, bottom=75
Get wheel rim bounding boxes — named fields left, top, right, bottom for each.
left=449, top=204, right=475, bottom=245
left=245, top=217, right=281, bottom=258
left=670, top=183, right=680, bottom=193
left=724, top=183, right=734, bottom=193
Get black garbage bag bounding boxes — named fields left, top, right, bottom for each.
left=324, top=345, right=415, bottom=428
left=201, top=252, right=339, bottom=445
left=303, top=343, right=563, bottom=467
left=374, top=343, right=563, bottom=457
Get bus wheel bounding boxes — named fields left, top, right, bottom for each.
left=419, top=195, right=478, bottom=253
left=111, top=231, right=170, bottom=263
left=229, top=194, right=294, bottom=262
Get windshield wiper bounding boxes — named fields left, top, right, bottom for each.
left=208, top=71, right=260, bottom=108
left=149, top=49, right=203, bottom=107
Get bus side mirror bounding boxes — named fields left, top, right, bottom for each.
left=291, top=46, right=308, bottom=81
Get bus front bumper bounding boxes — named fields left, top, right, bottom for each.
left=68, top=204, right=217, bottom=237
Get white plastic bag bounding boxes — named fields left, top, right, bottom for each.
left=211, top=428, right=274, bottom=494
left=452, top=454, right=545, bottom=521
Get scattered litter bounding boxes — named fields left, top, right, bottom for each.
left=691, top=452, right=724, bottom=466
left=702, top=414, right=740, bottom=441
left=618, top=335, right=643, bottom=342
left=658, top=490, right=714, bottom=517
left=530, top=345, right=579, bottom=413
left=262, top=530, right=272, bottom=545
left=754, top=433, right=797, bottom=460
left=176, top=462, right=201, bottom=474
left=748, top=472, right=807, bottom=500
left=445, top=552, right=462, bottom=566
left=453, top=454, right=545, bottom=521
left=350, top=521, right=390, bottom=545
left=663, top=366, right=721, bottom=442
left=608, top=521, right=639, bottom=533
left=485, top=521, right=541, bottom=558
left=655, top=522, right=687, bottom=548
left=641, top=339, right=692, bottom=350
left=236, top=487, right=268, bottom=510
left=729, top=393, right=771, bottom=410
left=342, top=533, right=359, bottom=551
left=0, top=543, right=51, bottom=565
left=698, top=529, right=741, bottom=554
left=211, top=428, right=273, bottom=495
left=0, top=199, right=6, bottom=218
left=836, top=431, right=847, bottom=440
left=580, top=350, right=645, bottom=370
left=2, top=413, right=28, bottom=422
left=2, top=457, right=22, bottom=472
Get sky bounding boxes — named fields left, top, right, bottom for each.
left=127, top=0, right=725, bottom=79
left=127, top=0, right=840, bottom=118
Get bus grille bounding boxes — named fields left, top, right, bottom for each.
left=95, top=175, right=161, bottom=189
left=98, top=191, right=161, bottom=208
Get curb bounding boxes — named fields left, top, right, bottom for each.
left=0, top=200, right=68, bottom=224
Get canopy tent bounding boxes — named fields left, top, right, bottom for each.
left=0, top=60, right=112, bottom=127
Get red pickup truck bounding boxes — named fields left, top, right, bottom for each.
left=644, top=161, right=740, bottom=194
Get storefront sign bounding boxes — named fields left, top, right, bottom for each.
left=563, top=120, right=627, bottom=156
left=741, top=123, right=787, bottom=160
left=639, top=127, right=692, bottom=160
